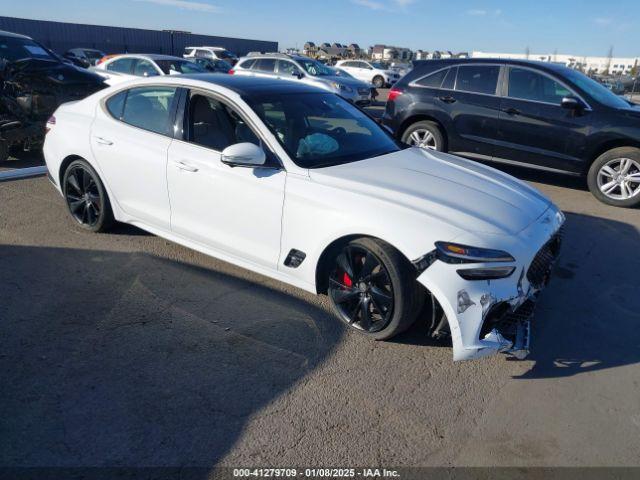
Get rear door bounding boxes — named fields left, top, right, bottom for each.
left=494, top=65, right=591, bottom=173
left=444, top=64, right=503, bottom=158
left=251, top=58, right=278, bottom=79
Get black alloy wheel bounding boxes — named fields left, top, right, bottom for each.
left=63, top=160, right=114, bottom=232
left=329, top=243, right=394, bottom=333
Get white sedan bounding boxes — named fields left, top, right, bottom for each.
left=91, top=54, right=205, bottom=85
left=334, top=60, right=401, bottom=88
left=43, top=74, right=564, bottom=361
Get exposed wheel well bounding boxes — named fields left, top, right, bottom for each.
left=314, top=234, right=412, bottom=294
left=59, top=155, right=84, bottom=187
left=398, top=115, right=448, bottom=150
left=586, top=140, right=640, bottom=174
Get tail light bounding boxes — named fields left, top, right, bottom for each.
left=387, top=87, right=403, bottom=102
left=45, top=115, right=56, bottom=133
left=228, top=69, right=235, bottom=75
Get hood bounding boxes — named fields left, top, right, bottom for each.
left=309, top=148, right=552, bottom=236
left=13, top=59, right=106, bottom=86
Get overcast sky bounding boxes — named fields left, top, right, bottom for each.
left=3, top=0, right=639, bottom=57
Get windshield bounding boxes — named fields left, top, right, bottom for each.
left=217, top=50, right=237, bottom=59
left=0, top=36, right=57, bottom=62
left=84, top=50, right=105, bottom=61
left=246, top=93, right=400, bottom=168
left=563, top=68, right=631, bottom=109
left=370, top=62, right=389, bottom=70
left=299, top=59, right=334, bottom=77
left=156, top=59, right=205, bottom=74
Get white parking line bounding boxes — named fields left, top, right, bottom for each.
left=0, top=166, right=48, bottom=182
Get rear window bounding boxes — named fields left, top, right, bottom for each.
left=455, top=65, right=500, bottom=95
left=238, top=58, right=256, bottom=69
left=106, top=86, right=178, bottom=136
left=415, top=68, right=448, bottom=88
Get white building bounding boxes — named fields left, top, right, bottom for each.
left=471, top=51, right=639, bottom=75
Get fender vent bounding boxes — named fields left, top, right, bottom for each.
left=284, top=249, right=306, bottom=268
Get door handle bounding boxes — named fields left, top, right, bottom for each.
left=439, top=96, right=457, bottom=104
left=93, top=136, right=113, bottom=145
left=504, top=107, right=520, bottom=116
left=174, top=160, right=198, bottom=172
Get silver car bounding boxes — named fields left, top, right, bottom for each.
left=232, top=53, right=373, bottom=105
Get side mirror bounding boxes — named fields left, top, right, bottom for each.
left=221, top=143, right=266, bottom=168
left=561, top=96, right=581, bottom=110
left=291, top=71, right=303, bottom=79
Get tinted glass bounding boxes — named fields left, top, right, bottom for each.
left=133, top=59, right=159, bottom=77
left=278, top=60, right=301, bottom=75
left=239, top=58, right=255, bottom=69
left=299, top=59, right=332, bottom=76
left=188, top=94, right=260, bottom=151
left=562, top=68, right=630, bottom=109
left=441, top=67, right=457, bottom=89
left=0, top=37, right=56, bottom=62
left=155, top=59, right=205, bottom=74
left=255, top=58, right=276, bottom=72
left=246, top=93, right=400, bottom=168
left=455, top=65, right=500, bottom=94
left=107, top=58, right=135, bottom=74
left=121, top=87, right=177, bottom=136
left=508, top=68, right=571, bottom=104
left=106, top=90, right=127, bottom=119
left=415, top=68, right=448, bottom=88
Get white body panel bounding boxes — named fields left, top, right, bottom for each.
left=44, top=76, right=563, bottom=361
left=335, top=60, right=400, bottom=86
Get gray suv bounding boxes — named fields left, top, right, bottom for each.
left=232, top=53, right=373, bottom=105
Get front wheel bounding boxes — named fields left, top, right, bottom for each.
left=327, top=238, right=423, bottom=340
left=63, top=159, right=114, bottom=232
left=587, top=147, right=640, bottom=208
left=372, top=75, right=385, bottom=88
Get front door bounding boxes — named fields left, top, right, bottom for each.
left=493, top=66, right=591, bottom=174
left=166, top=91, right=286, bottom=270
left=90, top=85, right=179, bottom=229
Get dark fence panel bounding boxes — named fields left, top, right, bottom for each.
left=0, top=16, right=277, bottom=57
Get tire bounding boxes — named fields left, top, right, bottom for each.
left=62, top=159, right=114, bottom=232
left=401, top=120, right=445, bottom=152
left=327, top=237, right=424, bottom=340
left=372, top=75, right=385, bottom=88
left=587, top=147, right=640, bottom=208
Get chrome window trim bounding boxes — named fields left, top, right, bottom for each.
left=409, top=63, right=503, bottom=97
left=504, top=65, right=592, bottom=111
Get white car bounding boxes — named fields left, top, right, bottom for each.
left=91, top=54, right=205, bottom=85
left=43, top=75, right=564, bottom=361
left=183, top=46, right=238, bottom=65
left=335, top=60, right=401, bottom=88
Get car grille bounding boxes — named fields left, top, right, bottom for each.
left=358, top=88, right=371, bottom=95
left=527, top=230, right=563, bottom=289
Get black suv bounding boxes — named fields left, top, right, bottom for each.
left=383, top=58, right=640, bottom=207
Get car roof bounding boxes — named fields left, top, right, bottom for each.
left=176, top=73, right=324, bottom=96
left=0, top=29, right=32, bottom=40
left=412, top=57, right=573, bottom=75
left=110, top=54, right=188, bottom=62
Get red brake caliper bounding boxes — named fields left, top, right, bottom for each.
left=342, top=272, right=353, bottom=288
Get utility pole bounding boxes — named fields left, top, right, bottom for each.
left=605, top=45, right=613, bottom=75
left=525, top=46, right=530, bottom=60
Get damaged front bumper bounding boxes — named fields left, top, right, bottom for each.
left=417, top=207, right=565, bottom=361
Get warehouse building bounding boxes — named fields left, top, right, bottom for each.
left=0, top=16, right=277, bottom=57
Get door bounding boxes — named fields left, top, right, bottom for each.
left=90, top=85, right=179, bottom=229
left=166, top=91, right=286, bottom=269
left=276, top=59, right=303, bottom=82
left=352, top=61, right=373, bottom=83
left=443, top=64, right=502, bottom=158
left=494, top=66, right=591, bottom=173
left=251, top=58, right=278, bottom=79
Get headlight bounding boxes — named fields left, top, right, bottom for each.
left=332, top=82, right=353, bottom=93
left=434, top=242, right=515, bottom=264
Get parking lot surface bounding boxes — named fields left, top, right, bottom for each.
left=1, top=159, right=640, bottom=468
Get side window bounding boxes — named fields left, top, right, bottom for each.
left=105, top=90, right=127, bottom=119
left=239, top=58, right=256, bottom=69
left=188, top=94, right=260, bottom=151
left=255, top=58, right=276, bottom=72
left=133, top=59, right=159, bottom=77
left=184, top=48, right=194, bottom=56
left=106, top=58, right=135, bottom=74
left=119, top=87, right=178, bottom=136
left=415, top=68, right=449, bottom=88
left=342, top=62, right=354, bottom=67
left=278, top=60, right=301, bottom=76
left=195, top=49, right=214, bottom=59
left=508, top=68, right=572, bottom=105
left=455, top=65, right=500, bottom=95
left=441, top=66, right=457, bottom=90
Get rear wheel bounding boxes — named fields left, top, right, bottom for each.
left=372, top=75, right=385, bottom=88
left=401, top=120, right=444, bottom=151
left=327, top=237, right=423, bottom=340
left=63, top=159, right=114, bottom=232
left=587, top=147, right=640, bottom=208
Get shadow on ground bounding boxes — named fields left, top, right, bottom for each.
left=0, top=245, right=343, bottom=467
left=515, top=211, right=640, bottom=378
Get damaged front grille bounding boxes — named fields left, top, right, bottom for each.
left=527, top=230, right=563, bottom=289
left=480, top=299, right=536, bottom=340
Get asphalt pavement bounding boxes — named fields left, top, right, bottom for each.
left=1, top=145, right=640, bottom=469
